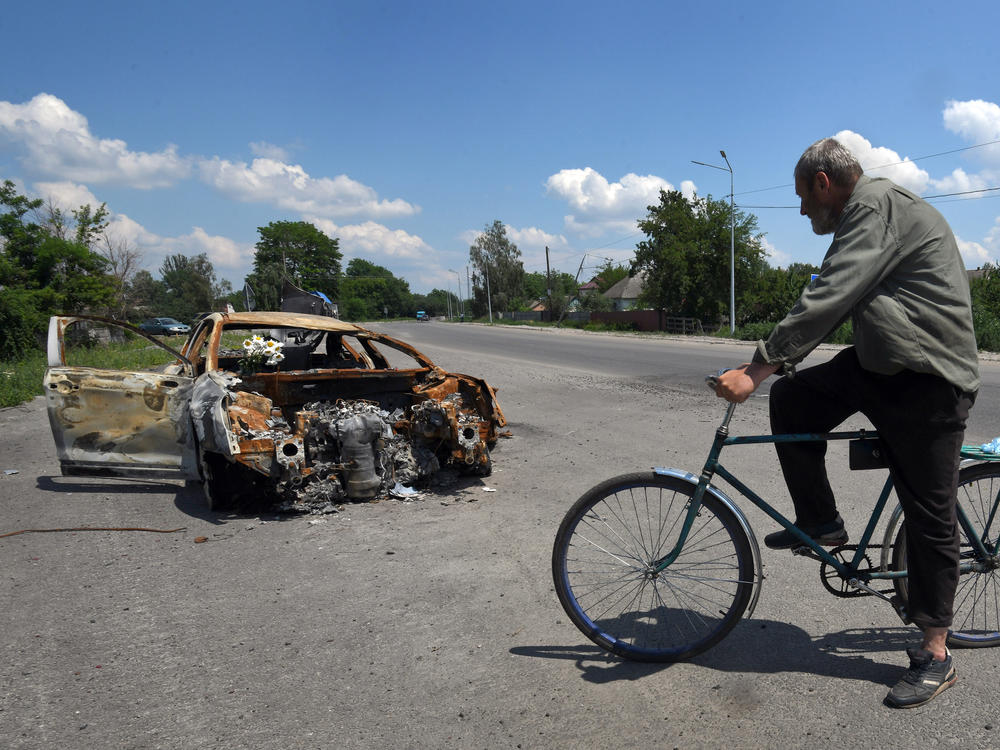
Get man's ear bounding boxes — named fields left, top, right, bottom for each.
left=814, top=171, right=831, bottom=193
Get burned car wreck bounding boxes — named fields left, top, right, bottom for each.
left=44, top=313, right=507, bottom=512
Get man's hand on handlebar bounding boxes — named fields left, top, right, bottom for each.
left=709, top=362, right=780, bottom=403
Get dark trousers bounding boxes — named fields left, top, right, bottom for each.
left=769, top=348, right=975, bottom=629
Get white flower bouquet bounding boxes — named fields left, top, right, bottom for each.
left=239, top=335, right=285, bottom=373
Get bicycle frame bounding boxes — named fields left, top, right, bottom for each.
left=653, top=403, right=997, bottom=583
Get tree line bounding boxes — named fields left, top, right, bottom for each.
left=5, top=177, right=1000, bottom=360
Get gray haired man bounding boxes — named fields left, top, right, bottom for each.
left=714, top=137, right=979, bottom=708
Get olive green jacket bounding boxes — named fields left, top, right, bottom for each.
left=754, top=175, right=980, bottom=392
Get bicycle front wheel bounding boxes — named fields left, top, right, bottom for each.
left=552, top=472, right=754, bottom=662
left=891, top=462, right=1000, bottom=647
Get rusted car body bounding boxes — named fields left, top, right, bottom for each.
left=44, top=313, right=506, bottom=511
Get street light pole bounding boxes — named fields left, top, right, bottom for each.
left=691, top=150, right=736, bottom=334
left=449, top=269, right=463, bottom=320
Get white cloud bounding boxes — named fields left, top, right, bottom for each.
left=249, top=141, right=290, bottom=161
left=307, top=217, right=431, bottom=260
left=833, top=130, right=930, bottom=193
left=505, top=225, right=568, bottom=252
left=198, top=157, right=419, bottom=219
left=943, top=100, right=1000, bottom=165
left=546, top=167, right=672, bottom=237
left=957, top=236, right=995, bottom=268
left=0, top=93, right=191, bottom=188
left=760, top=237, right=790, bottom=268
left=105, top=212, right=165, bottom=248
left=23, top=179, right=251, bottom=275
left=679, top=180, right=697, bottom=201
left=180, top=227, right=251, bottom=271
left=929, top=167, right=991, bottom=197
left=32, top=180, right=102, bottom=212
left=1, top=94, right=419, bottom=222
left=114, top=219, right=252, bottom=276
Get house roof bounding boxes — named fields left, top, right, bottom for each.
left=603, top=271, right=646, bottom=300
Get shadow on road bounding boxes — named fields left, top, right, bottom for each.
left=513, top=618, right=915, bottom=687
left=37, top=475, right=181, bottom=495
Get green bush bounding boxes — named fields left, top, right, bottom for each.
left=973, top=307, right=1000, bottom=353
left=732, top=321, right=776, bottom=341
left=0, top=289, right=47, bottom=359
left=0, top=349, right=46, bottom=408
left=825, top=321, right=853, bottom=345
left=583, top=320, right=637, bottom=332
left=733, top=320, right=853, bottom=345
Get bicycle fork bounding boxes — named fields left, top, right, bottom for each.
left=653, top=402, right=737, bottom=572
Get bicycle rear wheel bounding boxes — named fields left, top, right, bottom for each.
left=891, top=462, right=1000, bottom=647
left=552, top=472, right=754, bottom=662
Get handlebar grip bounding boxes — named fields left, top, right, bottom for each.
left=705, top=368, right=733, bottom=391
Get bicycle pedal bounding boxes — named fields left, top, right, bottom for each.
left=791, top=544, right=824, bottom=561
left=890, top=595, right=912, bottom=625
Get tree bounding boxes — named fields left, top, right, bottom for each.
left=126, top=270, right=166, bottom=319
left=421, top=288, right=453, bottom=316
left=468, top=220, right=524, bottom=316
left=246, top=221, right=342, bottom=310
left=159, top=253, right=226, bottom=322
left=593, top=260, right=630, bottom=293
left=99, top=233, right=142, bottom=319
left=0, top=180, right=115, bottom=357
left=633, top=190, right=766, bottom=325
left=579, top=290, right=613, bottom=312
left=522, top=270, right=578, bottom=317
left=339, top=258, right=413, bottom=321
left=741, top=262, right=819, bottom=325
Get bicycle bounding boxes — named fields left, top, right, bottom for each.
left=552, top=391, right=1000, bottom=662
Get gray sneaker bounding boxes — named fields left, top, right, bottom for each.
left=884, top=647, right=957, bottom=709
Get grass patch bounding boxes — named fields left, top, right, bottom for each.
left=0, top=324, right=189, bottom=409
left=64, top=332, right=187, bottom=370
left=0, top=349, right=47, bottom=408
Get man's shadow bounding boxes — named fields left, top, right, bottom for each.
left=512, top=617, right=912, bottom=686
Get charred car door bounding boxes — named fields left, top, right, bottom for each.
left=43, top=316, right=199, bottom=479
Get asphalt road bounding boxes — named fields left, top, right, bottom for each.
left=2, top=323, right=999, bottom=749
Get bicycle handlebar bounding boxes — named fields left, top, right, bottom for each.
left=705, top=368, right=733, bottom=392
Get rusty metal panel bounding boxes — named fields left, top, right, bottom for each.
left=44, top=367, right=197, bottom=478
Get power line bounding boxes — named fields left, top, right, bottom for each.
left=734, top=138, right=1000, bottom=198
left=740, top=184, right=1000, bottom=210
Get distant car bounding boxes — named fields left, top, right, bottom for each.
left=138, top=317, right=191, bottom=335
left=416, top=311, right=429, bottom=321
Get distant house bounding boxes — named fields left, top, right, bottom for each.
left=602, top=271, right=647, bottom=311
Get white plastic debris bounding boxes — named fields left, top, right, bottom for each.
left=389, top=482, right=421, bottom=498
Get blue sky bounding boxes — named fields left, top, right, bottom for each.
left=3, top=1, right=1000, bottom=295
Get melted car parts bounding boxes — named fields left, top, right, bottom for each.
left=44, top=313, right=507, bottom=512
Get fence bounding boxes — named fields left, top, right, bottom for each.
left=500, top=310, right=706, bottom=333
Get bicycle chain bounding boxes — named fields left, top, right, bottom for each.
left=813, top=544, right=897, bottom=599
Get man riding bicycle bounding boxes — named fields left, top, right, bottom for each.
left=713, top=137, right=979, bottom=708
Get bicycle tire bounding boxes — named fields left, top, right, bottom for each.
left=891, top=462, right=1000, bottom=647
left=552, top=472, right=754, bottom=662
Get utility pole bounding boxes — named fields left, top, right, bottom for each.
left=545, top=246, right=553, bottom=322
left=557, top=253, right=588, bottom=326
left=691, top=151, right=736, bottom=333
left=485, top=265, right=493, bottom=323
